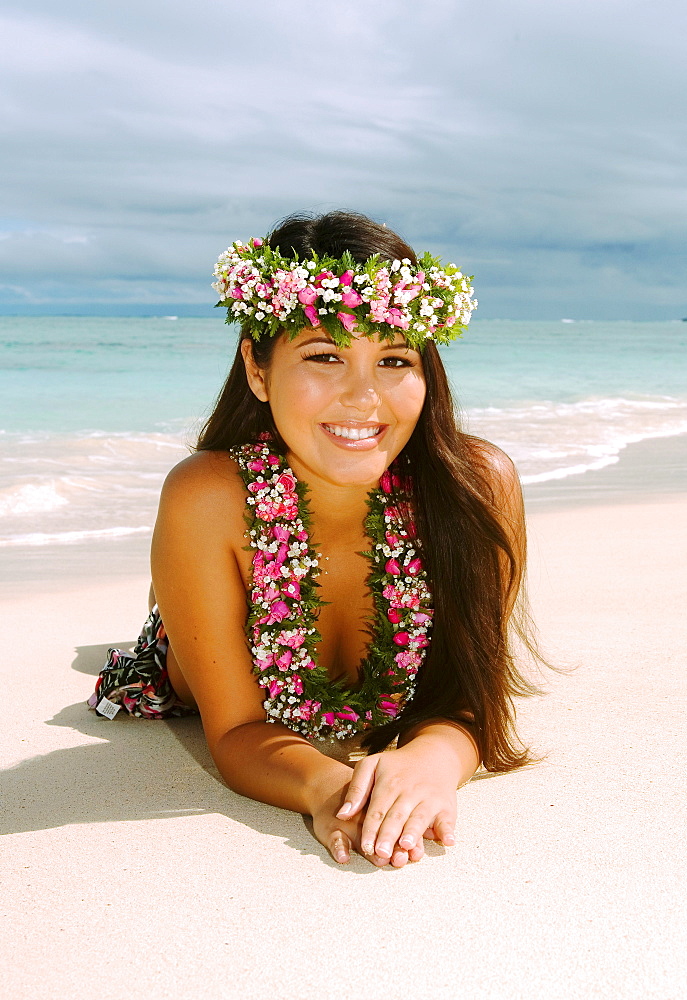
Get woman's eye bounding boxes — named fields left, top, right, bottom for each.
left=380, top=356, right=413, bottom=368
left=303, top=352, right=340, bottom=363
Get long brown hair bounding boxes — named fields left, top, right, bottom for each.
left=199, top=210, right=540, bottom=771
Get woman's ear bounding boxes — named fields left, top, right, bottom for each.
left=241, top=339, right=269, bottom=402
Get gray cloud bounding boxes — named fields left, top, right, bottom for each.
left=1, top=0, right=685, bottom=317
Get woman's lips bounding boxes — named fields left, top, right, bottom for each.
left=319, top=423, right=387, bottom=449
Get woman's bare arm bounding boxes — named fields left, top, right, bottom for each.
left=150, top=452, right=352, bottom=816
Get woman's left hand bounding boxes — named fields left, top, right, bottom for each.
left=334, top=742, right=462, bottom=865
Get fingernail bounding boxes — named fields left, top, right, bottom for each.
left=399, top=835, right=415, bottom=848
left=376, top=842, right=391, bottom=858
left=444, top=834, right=456, bottom=846
left=362, top=841, right=375, bottom=855
left=336, top=802, right=352, bottom=817
left=336, top=850, right=349, bottom=863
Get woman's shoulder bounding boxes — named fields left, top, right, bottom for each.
left=464, top=435, right=518, bottom=486
left=158, top=449, right=248, bottom=539
left=462, top=435, right=523, bottom=520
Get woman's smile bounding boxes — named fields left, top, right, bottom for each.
left=319, top=421, right=388, bottom=449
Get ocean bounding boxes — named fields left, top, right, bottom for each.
left=1, top=317, right=686, bottom=577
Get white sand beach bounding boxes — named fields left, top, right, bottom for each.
left=2, top=471, right=686, bottom=999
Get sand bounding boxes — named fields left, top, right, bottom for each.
left=2, top=492, right=686, bottom=999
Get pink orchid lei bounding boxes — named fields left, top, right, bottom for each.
left=213, top=238, right=477, bottom=352
left=231, top=435, right=434, bottom=740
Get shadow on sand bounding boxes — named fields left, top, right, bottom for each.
left=2, top=641, right=449, bottom=871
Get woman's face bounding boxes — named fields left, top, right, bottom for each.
left=242, top=328, right=426, bottom=488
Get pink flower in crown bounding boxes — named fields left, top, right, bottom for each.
left=369, top=299, right=390, bottom=323
left=385, top=532, right=401, bottom=547
left=272, top=523, right=290, bottom=542
left=277, top=471, right=297, bottom=493
left=385, top=559, right=401, bottom=576
left=314, top=270, right=335, bottom=286
left=336, top=311, right=357, bottom=333
left=263, top=583, right=280, bottom=602
left=247, top=459, right=266, bottom=473
left=339, top=270, right=354, bottom=286
left=276, top=649, right=293, bottom=671
left=387, top=608, right=403, bottom=624
left=247, top=480, right=269, bottom=495
left=412, top=612, right=432, bottom=624
left=298, top=699, right=318, bottom=721
left=298, top=286, right=318, bottom=306
left=296, top=530, right=308, bottom=541
left=393, top=631, right=410, bottom=646
left=283, top=580, right=301, bottom=600
left=303, top=305, right=319, bottom=326
left=231, top=287, right=244, bottom=300
left=276, top=629, right=305, bottom=649
left=406, top=558, right=423, bottom=576
left=322, top=712, right=336, bottom=726
left=255, top=653, right=275, bottom=671
left=291, top=675, right=304, bottom=696
left=386, top=308, right=410, bottom=330
left=300, top=656, right=317, bottom=671
left=341, top=288, right=363, bottom=308
left=374, top=268, right=391, bottom=293
left=393, top=282, right=422, bottom=305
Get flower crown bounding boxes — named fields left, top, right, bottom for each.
left=212, top=237, right=477, bottom=350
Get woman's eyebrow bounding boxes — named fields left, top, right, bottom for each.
left=380, top=342, right=415, bottom=352
left=297, top=335, right=416, bottom=352
left=298, top=336, right=336, bottom=348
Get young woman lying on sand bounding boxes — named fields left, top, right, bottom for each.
left=89, top=210, right=538, bottom=868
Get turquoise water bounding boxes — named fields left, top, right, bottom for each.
left=1, top=317, right=686, bottom=550
left=2, top=317, right=686, bottom=432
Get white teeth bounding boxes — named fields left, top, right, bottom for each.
left=324, top=424, right=381, bottom=440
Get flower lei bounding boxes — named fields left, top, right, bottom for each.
left=213, top=238, right=477, bottom=352
left=231, top=436, right=434, bottom=740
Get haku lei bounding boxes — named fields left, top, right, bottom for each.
left=231, top=436, right=434, bottom=740
left=213, top=238, right=477, bottom=352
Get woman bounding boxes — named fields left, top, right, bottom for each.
left=89, top=210, right=537, bottom=868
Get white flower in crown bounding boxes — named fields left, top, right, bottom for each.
left=212, top=236, right=476, bottom=351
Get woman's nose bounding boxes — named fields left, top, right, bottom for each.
left=338, top=367, right=381, bottom=411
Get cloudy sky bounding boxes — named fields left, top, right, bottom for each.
left=1, top=0, right=685, bottom=318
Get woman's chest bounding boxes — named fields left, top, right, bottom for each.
left=236, top=541, right=374, bottom=689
